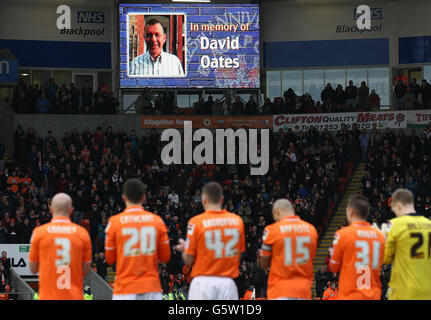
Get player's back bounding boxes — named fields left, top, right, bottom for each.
left=105, top=206, right=169, bottom=295
left=384, top=214, right=431, bottom=300
left=29, top=217, right=92, bottom=300
left=331, top=222, right=385, bottom=300
left=261, top=215, right=318, bottom=299
left=186, top=209, right=245, bottom=279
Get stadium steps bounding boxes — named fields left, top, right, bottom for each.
left=107, top=267, right=115, bottom=284
left=311, top=162, right=366, bottom=294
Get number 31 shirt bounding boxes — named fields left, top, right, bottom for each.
left=185, top=209, right=245, bottom=279
left=105, top=206, right=171, bottom=295
left=329, top=221, right=385, bottom=300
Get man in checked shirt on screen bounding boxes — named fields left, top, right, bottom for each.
left=129, top=18, right=185, bottom=77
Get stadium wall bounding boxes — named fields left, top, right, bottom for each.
left=10, top=269, right=35, bottom=300
left=83, top=270, right=113, bottom=300
left=0, top=1, right=115, bottom=88
left=261, top=0, right=431, bottom=68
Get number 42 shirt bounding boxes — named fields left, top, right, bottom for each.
left=185, top=209, right=245, bottom=279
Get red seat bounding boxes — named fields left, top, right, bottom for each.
left=346, top=162, right=354, bottom=169
left=81, top=219, right=90, bottom=233
left=347, top=168, right=353, bottom=177
left=338, top=177, right=347, bottom=185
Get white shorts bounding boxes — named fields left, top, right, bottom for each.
left=189, top=276, right=238, bottom=300
left=275, top=297, right=306, bottom=300
left=112, top=292, right=162, bottom=300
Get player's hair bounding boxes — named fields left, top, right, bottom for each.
left=202, top=182, right=223, bottom=205
left=272, top=198, right=294, bottom=215
left=145, top=18, right=165, bottom=34
left=391, top=188, right=414, bottom=206
left=347, top=194, right=370, bottom=220
left=122, top=178, right=147, bottom=204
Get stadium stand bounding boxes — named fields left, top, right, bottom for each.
left=0, top=122, right=361, bottom=298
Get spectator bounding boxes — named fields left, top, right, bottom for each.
left=96, top=252, right=108, bottom=281
left=359, top=129, right=370, bottom=162
left=81, top=80, right=93, bottom=112
left=345, top=80, right=358, bottom=109
left=404, top=86, right=416, bottom=110
left=420, top=79, right=431, bottom=108
left=36, top=92, right=50, bottom=114
left=357, top=81, right=370, bottom=111
left=1, top=251, right=10, bottom=284
left=369, top=89, right=380, bottom=109
left=394, top=80, right=407, bottom=110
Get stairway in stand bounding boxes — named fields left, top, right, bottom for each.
left=107, top=267, right=115, bottom=286
left=311, top=162, right=366, bottom=296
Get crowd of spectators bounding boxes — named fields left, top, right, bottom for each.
left=7, top=74, right=431, bottom=116
left=314, top=122, right=431, bottom=300
left=9, top=78, right=118, bottom=114
left=393, top=76, right=431, bottom=110
left=362, top=126, right=431, bottom=221
left=0, top=122, right=361, bottom=297
left=135, top=80, right=382, bottom=116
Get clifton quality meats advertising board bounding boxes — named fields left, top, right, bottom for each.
left=273, top=111, right=407, bottom=132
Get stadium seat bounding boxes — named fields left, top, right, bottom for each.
left=81, top=219, right=90, bottom=233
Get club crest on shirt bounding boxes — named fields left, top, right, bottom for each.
left=187, top=223, right=195, bottom=236
left=262, top=228, right=269, bottom=242
left=332, top=233, right=340, bottom=246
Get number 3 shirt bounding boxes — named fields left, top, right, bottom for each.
left=329, top=221, right=385, bottom=300
left=104, top=206, right=171, bottom=295
left=29, top=217, right=92, bottom=300
left=260, top=215, right=318, bottom=299
left=185, top=209, right=245, bottom=279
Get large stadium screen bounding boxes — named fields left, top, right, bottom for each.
left=119, top=3, right=260, bottom=89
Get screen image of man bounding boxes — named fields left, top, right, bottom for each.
left=129, top=18, right=185, bottom=77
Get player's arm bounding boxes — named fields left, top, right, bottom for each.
left=383, top=223, right=396, bottom=265
left=329, top=231, right=343, bottom=273
left=83, top=262, right=91, bottom=277
left=104, top=220, right=117, bottom=265
left=158, top=219, right=171, bottom=264
left=259, top=227, right=273, bottom=270
left=29, top=228, right=40, bottom=274
left=176, top=221, right=197, bottom=266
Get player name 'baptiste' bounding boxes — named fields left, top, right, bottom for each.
left=200, top=36, right=240, bottom=69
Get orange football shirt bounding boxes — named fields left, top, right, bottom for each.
left=29, top=217, right=92, bottom=300
left=261, top=215, right=318, bottom=299
left=329, top=221, right=385, bottom=300
left=185, top=209, right=245, bottom=279
left=104, top=206, right=170, bottom=295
